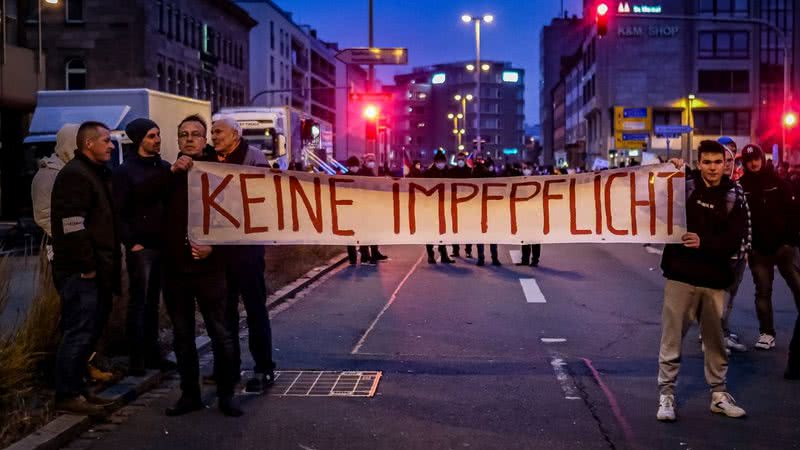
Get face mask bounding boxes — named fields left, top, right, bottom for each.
left=522, top=169, right=533, bottom=176
left=349, top=167, right=359, bottom=173
left=435, top=163, right=446, bottom=170
left=487, top=166, right=494, bottom=172
left=367, top=162, right=376, bottom=169
left=414, top=165, right=421, bottom=170
left=457, top=160, right=465, bottom=167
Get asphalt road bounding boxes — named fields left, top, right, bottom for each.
left=68, top=244, right=800, bottom=450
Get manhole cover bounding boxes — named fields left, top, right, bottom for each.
left=270, top=371, right=382, bottom=397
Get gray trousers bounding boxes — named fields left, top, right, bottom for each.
left=722, top=257, right=747, bottom=336
left=749, top=245, right=800, bottom=336
left=658, top=280, right=728, bottom=396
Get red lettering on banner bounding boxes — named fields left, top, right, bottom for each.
left=594, top=174, right=603, bottom=234
left=543, top=179, right=566, bottom=235
left=273, top=175, right=285, bottom=231
left=630, top=172, right=657, bottom=236
left=289, top=176, right=323, bottom=233
left=201, top=173, right=239, bottom=234
left=604, top=173, right=628, bottom=235
left=509, top=181, right=541, bottom=234
left=451, top=183, right=479, bottom=233
left=569, top=179, right=591, bottom=235
left=240, top=174, right=268, bottom=234
left=481, top=183, right=505, bottom=233
left=408, top=183, right=446, bottom=234
left=329, top=178, right=355, bottom=236
left=658, top=171, right=684, bottom=235
left=393, top=183, right=401, bottom=234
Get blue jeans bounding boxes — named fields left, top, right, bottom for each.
left=126, top=248, right=163, bottom=363
left=55, top=275, right=110, bottom=398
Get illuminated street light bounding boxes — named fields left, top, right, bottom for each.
left=457, top=113, right=463, bottom=119
left=481, top=63, right=490, bottom=71
left=448, top=113, right=455, bottom=119
left=461, top=14, right=472, bottom=23
left=466, top=64, right=475, bottom=71
left=454, top=94, right=462, bottom=101
left=483, top=14, right=494, bottom=23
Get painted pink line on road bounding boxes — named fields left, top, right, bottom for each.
left=350, top=253, right=425, bottom=354
left=582, top=357, right=639, bottom=450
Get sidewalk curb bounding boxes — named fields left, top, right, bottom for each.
left=4, top=252, right=346, bottom=450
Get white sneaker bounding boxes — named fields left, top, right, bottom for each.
left=710, top=392, right=746, bottom=418
left=754, top=333, right=775, bottom=350
left=657, top=394, right=676, bottom=422
left=725, top=335, right=747, bottom=352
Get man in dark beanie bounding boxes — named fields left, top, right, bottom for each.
left=738, top=144, right=800, bottom=355
left=113, top=118, right=173, bottom=375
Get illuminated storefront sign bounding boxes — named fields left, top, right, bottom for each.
left=617, top=2, right=662, bottom=14
left=618, top=25, right=679, bottom=38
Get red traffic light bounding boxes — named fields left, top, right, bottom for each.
left=595, top=2, right=609, bottom=37
left=784, top=112, right=798, bottom=128
left=363, top=104, right=380, bottom=121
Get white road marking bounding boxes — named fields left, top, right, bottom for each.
left=541, top=338, right=567, bottom=343
left=550, top=355, right=581, bottom=400
left=351, top=253, right=425, bottom=354
left=520, top=278, right=546, bottom=303
left=509, top=250, right=522, bottom=264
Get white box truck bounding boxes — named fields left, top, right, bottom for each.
left=23, top=89, right=211, bottom=169
left=214, top=106, right=335, bottom=172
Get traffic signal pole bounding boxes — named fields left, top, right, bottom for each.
left=367, top=0, right=379, bottom=164
left=619, top=13, right=792, bottom=162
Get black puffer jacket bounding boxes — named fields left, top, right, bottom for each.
left=162, top=147, right=225, bottom=274
left=739, top=164, right=799, bottom=254
left=661, top=172, right=747, bottom=289
left=51, top=151, right=121, bottom=293
left=112, top=153, right=172, bottom=250
left=449, top=164, right=473, bottom=178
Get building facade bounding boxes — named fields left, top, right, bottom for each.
left=390, top=61, right=526, bottom=164
left=28, top=0, right=256, bottom=112
left=544, top=0, right=800, bottom=169
left=238, top=1, right=338, bottom=127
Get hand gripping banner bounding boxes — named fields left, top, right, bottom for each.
left=187, top=161, right=686, bottom=245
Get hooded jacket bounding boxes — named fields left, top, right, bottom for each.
left=31, top=123, right=80, bottom=236
left=660, top=171, right=747, bottom=289
left=739, top=162, right=799, bottom=254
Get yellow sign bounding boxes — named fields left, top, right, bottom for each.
left=614, top=106, right=652, bottom=150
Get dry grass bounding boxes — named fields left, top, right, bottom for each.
left=264, top=245, right=344, bottom=293
left=0, top=249, right=60, bottom=447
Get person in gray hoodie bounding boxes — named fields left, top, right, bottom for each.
left=31, top=123, right=80, bottom=239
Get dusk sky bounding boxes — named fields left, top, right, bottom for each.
left=279, top=0, right=585, bottom=126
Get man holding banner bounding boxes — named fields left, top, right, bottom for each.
left=657, top=140, right=748, bottom=422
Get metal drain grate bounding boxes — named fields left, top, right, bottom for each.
left=270, top=371, right=382, bottom=397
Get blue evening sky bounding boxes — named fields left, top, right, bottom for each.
left=277, top=0, right=585, bottom=125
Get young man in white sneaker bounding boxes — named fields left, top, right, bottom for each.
left=657, top=141, right=748, bottom=422
left=738, top=144, right=800, bottom=351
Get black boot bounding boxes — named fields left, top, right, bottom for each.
left=476, top=258, right=485, bottom=267
left=219, top=395, right=243, bottom=417
left=491, top=258, right=502, bottom=266
left=440, top=253, right=455, bottom=264
left=166, top=394, right=205, bottom=416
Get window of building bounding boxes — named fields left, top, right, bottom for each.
left=65, top=59, right=87, bottom=90
left=66, top=0, right=84, bottom=22
left=654, top=110, right=682, bottom=126
left=187, top=73, right=195, bottom=98
left=693, top=110, right=751, bottom=135
left=174, top=8, right=181, bottom=41
left=270, top=56, right=275, bottom=84
left=167, top=66, right=175, bottom=93
left=157, top=64, right=165, bottom=91
left=698, top=30, right=749, bottom=58
left=157, top=1, right=164, bottom=33
left=183, top=16, right=189, bottom=45
left=698, top=0, right=749, bottom=17
left=698, top=70, right=749, bottom=92
left=166, top=5, right=172, bottom=38
left=177, top=69, right=184, bottom=95
left=270, top=21, right=275, bottom=50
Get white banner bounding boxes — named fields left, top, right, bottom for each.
left=187, top=162, right=687, bottom=245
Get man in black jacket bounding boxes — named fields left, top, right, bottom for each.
left=422, top=151, right=455, bottom=264
left=449, top=152, right=472, bottom=258
left=162, top=115, right=242, bottom=417
left=212, top=116, right=276, bottom=396
left=738, top=144, right=800, bottom=351
left=51, top=121, right=120, bottom=415
left=354, top=154, right=389, bottom=264
left=656, top=140, right=747, bottom=422
left=113, top=118, right=173, bottom=375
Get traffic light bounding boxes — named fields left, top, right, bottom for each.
left=596, top=2, right=609, bottom=37
left=363, top=104, right=380, bottom=121
left=363, top=104, right=380, bottom=140
left=784, top=112, right=798, bottom=128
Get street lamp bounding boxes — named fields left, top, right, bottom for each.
left=461, top=13, right=493, bottom=155
left=38, top=0, right=60, bottom=78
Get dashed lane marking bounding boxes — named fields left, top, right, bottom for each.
left=520, top=278, right=547, bottom=303
left=541, top=338, right=567, bottom=343
left=351, top=253, right=425, bottom=354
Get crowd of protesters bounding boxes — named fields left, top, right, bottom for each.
left=30, top=120, right=799, bottom=425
